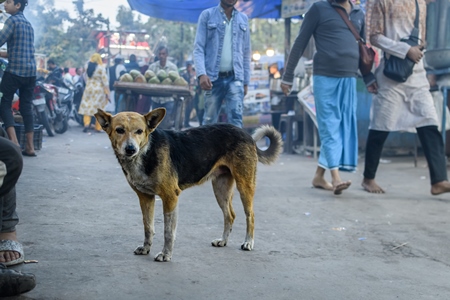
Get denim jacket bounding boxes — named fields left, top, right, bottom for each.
left=193, top=5, right=251, bottom=85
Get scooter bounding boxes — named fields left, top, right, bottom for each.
left=32, top=82, right=55, bottom=136
left=71, top=80, right=84, bottom=126
left=36, top=69, right=76, bottom=135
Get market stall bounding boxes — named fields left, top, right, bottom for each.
left=114, top=82, right=191, bottom=130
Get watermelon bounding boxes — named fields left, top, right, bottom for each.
left=129, top=69, right=141, bottom=79
left=134, top=74, right=146, bottom=83
left=144, top=70, right=156, bottom=80
left=161, top=78, right=172, bottom=85
left=173, top=77, right=188, bottom=86
left=157, top=70, right=168, bottom=81
left=148, top=77, right=160, bottom=84
left=119, top=73, right=133, bottom=82
left=168, top=70, right=180, bottom=82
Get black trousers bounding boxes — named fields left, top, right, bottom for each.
left=0, top=72, right=36, bottom=133
left=364, top=126, right=448, bottom=185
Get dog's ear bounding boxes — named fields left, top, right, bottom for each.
left=94, top=109, right=112, bottom=132
left=145, top=108, right=166, bottom=130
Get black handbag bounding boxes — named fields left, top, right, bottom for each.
left=383, top=0, right=421, bottom=82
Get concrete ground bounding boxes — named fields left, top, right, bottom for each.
left=6, top=121, right=450, bottom=300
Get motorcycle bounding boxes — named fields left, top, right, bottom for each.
left=31, top=81, right=56, bottom=136
left=71, top=79, right=84, bottom=126
left=35, top=68, right=76, bottom=135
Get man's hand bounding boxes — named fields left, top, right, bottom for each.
left=244, top=85, right=248, bottom=96
left=406, top=45, right=424, bottom=64
left=199, top=75, right=212, bottom=90
left=280, top=83, right=292, bottom=96
left=366, top=81, right=378, bottom=94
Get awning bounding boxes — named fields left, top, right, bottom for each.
left=127, top=0, right=283, bottom=23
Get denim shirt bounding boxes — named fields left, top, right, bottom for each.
left=193, top=5, right=251, bottom=85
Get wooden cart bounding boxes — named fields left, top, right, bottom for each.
left=114, top=82, right=192, bottom=130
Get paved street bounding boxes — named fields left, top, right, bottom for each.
left=7, top=121, right=450, bottom=300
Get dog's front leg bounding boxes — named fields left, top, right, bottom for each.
left=134, top=193, right=156, bottom=255
left=154, top=196, right=178, bottom=262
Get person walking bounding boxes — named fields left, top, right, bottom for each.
left=108, top=54, right=126, bottom=113
left=0, top=0, right=37, bottom=157
left=78, top=53, right=110, bottom=133
left=362, top=0, right=450, bottom=195
left=147, top=46, right=179, bottom=129
left=193, top=0, right=251, bottom=128
left=125, top=54, right=140, bottom=73
left=281, top=0, right=376, bottom=195
left=182, top=61, right=197, bottom=128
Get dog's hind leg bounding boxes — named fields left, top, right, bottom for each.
left=134, top=193, right=156, bottom=255
left=154, top=193, right=179, bottom=262
left=211, top=173, right=236, bottom=247
left=235, top=172, right=256, bottom=251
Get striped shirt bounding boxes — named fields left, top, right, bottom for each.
left=0, top=11, right=36, bottom=77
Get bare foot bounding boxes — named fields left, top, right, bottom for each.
left=362, top=178, right=385, bottom=194
left=333, top=180, right=351, bottom=195
left=312, top=176, right=333, bottom=191
left=431, top=181, right=450, bottom=195
left=0, top=231, right=21, bottom=264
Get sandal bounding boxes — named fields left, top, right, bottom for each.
left=0, top=263, right=36, bottom=297
left=0, top=240, right=25, bottom=266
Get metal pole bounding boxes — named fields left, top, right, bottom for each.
left=284, top=17, right=291, bottom=64
left=443, top=87, right=448, bottom=144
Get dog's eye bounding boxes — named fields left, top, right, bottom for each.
left=136, top=129, right=143, bottom=135
left=116, top=128, right=125, bottom=134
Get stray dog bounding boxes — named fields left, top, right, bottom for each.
left=95, top=108, right=283, bottom=262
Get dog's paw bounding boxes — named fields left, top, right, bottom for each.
left=241, top=241, right=254, bottom=251
left=154, top=252, right=172, bottom=262
left=211, top=239, right=227, bottom=247
left=134, top=245, right=151, bottom=255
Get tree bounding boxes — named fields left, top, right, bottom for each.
left=25, top=0, right=68, bottom=64
left=24, top=1, right=295, bottom=69
left=24, top=0, right=112, bottom=67
left=65, top=3, right=111, bottom=67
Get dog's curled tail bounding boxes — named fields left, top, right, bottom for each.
left=252, top=125, right=283, bottom=165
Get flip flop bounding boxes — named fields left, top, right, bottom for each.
left=0, top=240, right=25, bottom=266
left=22, top=151, right=37, bottom=157
left=0, top=263, right=36, bottom=297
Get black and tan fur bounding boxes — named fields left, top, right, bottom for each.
left=95, top=108, right=283, bottom=262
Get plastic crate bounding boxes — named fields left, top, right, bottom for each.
left=14, top=124, right=43, bottom=150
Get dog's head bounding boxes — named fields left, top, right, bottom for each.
left=94, top=108, right=166, bottom=158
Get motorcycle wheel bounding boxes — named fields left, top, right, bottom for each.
left=38, top=110, right=54, bottom=137
left=54, top=117, right=68, bottom=134
left=71, top=109, right=83, bottom=126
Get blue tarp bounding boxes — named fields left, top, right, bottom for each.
left=127, top=0, right=283, bottom=24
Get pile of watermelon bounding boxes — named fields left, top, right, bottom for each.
left=119, top=69, right=188, bottom=86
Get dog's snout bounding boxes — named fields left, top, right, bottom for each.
left=125, top=144, right=137, bottom=156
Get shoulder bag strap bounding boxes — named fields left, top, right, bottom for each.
left=413, top=0, right=419, bottom=29
left=328, top=0, right=364, bottom=43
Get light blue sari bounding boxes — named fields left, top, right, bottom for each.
left=313, top=75, right=358, bottom=172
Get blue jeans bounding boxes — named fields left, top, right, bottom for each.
left=203, top=75, right=244, bottom=128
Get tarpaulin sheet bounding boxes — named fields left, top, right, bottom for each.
left=127, top=0, right=283, bottom=23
